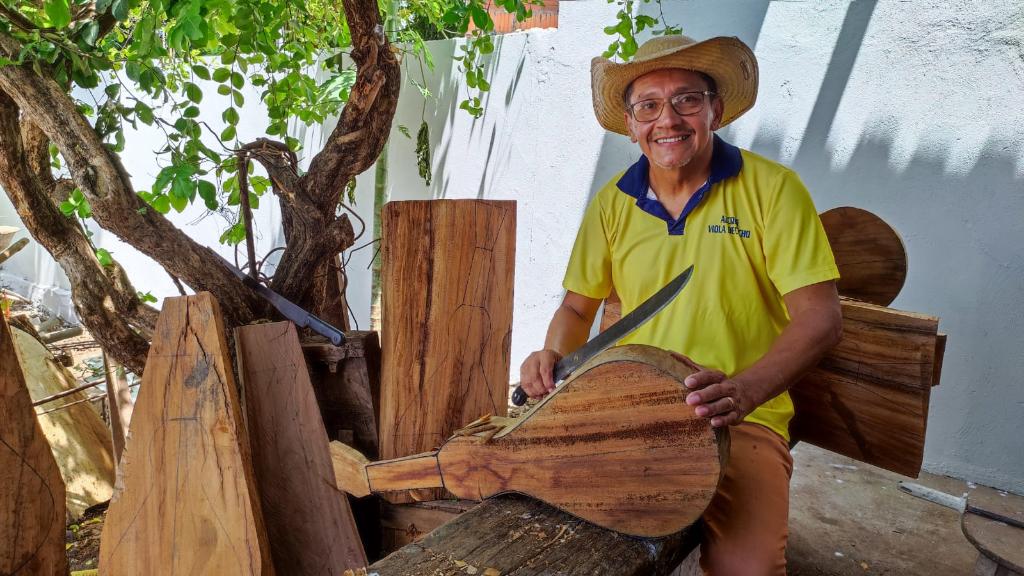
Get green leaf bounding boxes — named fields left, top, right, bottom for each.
left=197, top=179, right=217, bottom=210
left=232, top=90, right=244, bottom=107
left=222, top=107, right=239, bottom=126
left=151, top=194, right=171, bottom=213
left=81, top=21, right=100, bottom=45
left=192, top=64, right=211, bottom=80
left=218, top=222, right=246, bottom=245
left=95, top=248, right=113, bottom=267
left=397, top=125, right=411, bottom=139
left=183, top=105, right=200, bottom=118
left=111, top=0, right=130, bottom=21
left=169, top=191, right=188, bottom=212
left=137, top=291, right=158, bottom=304
left=135, top=102, right=154, bottom=124
left=59, top=200, right=77, bottom=216
left=213, top=67, right=231, bottom=82
left=216, top=84, right=231, bottom=95
left=45, top=0, right=72, bottom=29
left=230, top=71, right=244, bottom=89
left=184, top=82, right=203, bottom=103
left=104, top=84, right=120, bottom=98
left=220, top=125, right=236, bottom=141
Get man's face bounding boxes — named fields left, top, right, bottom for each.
left=624, top=69, right=723, bottom=171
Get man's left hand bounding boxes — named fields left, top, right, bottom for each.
left=671, top=352, right=753, bottom=428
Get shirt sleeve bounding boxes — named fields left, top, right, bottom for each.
left=763, top=169, right=841, bottom=296
left=562, top=193, right=613, bottom=300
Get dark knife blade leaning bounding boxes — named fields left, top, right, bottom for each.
left=511, top=264, right=694, bottom=406
left=216, top=253, right=346, bottom=346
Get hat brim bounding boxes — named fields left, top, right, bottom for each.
left=591, top=36, right=759, bottom=135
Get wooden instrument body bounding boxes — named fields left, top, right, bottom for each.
left=362, top=345, right=726, bottom=538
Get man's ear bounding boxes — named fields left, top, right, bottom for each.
left=710, top=98, right=725, bottom=131
left=624, top=112, right=637, bottom=142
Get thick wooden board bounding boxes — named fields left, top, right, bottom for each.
left=379, top=200, right=515, bottom=501
left=790, top=298, right=940, bottom=476
left=12, top=326, right=115, bottom=518
left=0, top=315, right=68, bottom=576
left=236, top=321, right=368, bottom=574
left=370, top=494, right=701, bottom=576
left=820, top=206, right=907, bottom=306
left=378, top=500, right=476, bottom=556
left=98, top=294, right=273, bottom=575
left=962, top=487, right=1024, bottom=574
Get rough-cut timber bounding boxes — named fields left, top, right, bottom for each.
left=236, top=321, right=367, bottom=574
left=378, top=500, right=476, bottom=557
left=379, top=199, right=516, bottom=501
left=790, top=298, right=941, bottom=477
left=819, top=206, right=908, bottom=306
left=338, top=345, right=725, bottom=538
left=0, top=314, right=68, bottom=576
left=370, top=495, right=702, bottom=576
left=98, top=294, right=272, bottom=575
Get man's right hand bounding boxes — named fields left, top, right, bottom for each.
left=519, top=349, right=564, bottom=399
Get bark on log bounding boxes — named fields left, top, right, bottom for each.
left=369, top=495, right=701, bottom=576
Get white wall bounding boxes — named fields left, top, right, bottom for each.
left=1, top=0, right=1020, bottom=491
left=360, top=0, right=1024, bottom=492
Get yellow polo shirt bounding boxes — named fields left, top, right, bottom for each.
left=563, top=135, right=839, bottom=440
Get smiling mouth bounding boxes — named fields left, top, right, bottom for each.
left=653, top=134, right=691, bottom=144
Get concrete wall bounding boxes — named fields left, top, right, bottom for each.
left=360, top=0, right=1024, bottom=491
left=0, top=0, right=1020, bottom=491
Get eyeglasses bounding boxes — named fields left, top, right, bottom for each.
left=628, top=91, right=717, bottom=123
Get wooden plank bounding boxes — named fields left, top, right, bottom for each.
left=0, top=314, right=68, bottom=575
left=790, top=298, right=940, bottom=477
left=379, top=200, right=515, bottom=502
left=336, top=345, right=725, bottom=538
left=103, top=352, right=133, bottom=465
left=819, top=206, right=907, bottom=306
left=98, top=293, right=273, bottom=575
left=370, top=495, right=701, bottom=576
left=236, top=321, right=367, bottom=574
left=378, top=500, right=476, bottom=556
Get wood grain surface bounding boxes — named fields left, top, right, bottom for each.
left=98, top=294, right=273, bottom=575
left=236, top=321, right=367, bottom=574
left=0, top=314, right=68, bottom=576
left=379, top=200, right=515, bottom=502
left=347, top=345, right=725, bottom=537
left=369, top=494, right=702, bottom=576
left=819, top=206, right=907, bottom=306
left=790, top=298, right=940, bottom=476
left=962, top=487, right=1024, bottom=573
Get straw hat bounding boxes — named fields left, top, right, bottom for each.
left=591, top=35, right=759, bottom=135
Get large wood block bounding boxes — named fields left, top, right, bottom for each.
left=236, top=321, right=367, bottom=574
left=379, top=199, right=515, bottom=501
left=98, top=294, right=272, bottom=575
left=790, top=298, right=941, bottom=476
left=370, top=495, right=701, bottom=576
left=0, top=314, right=68, bottom=576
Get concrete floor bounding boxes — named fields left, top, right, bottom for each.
left=787, top=443, right=979, bottom=575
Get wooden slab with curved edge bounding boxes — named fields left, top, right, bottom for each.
left=98, top=294, right=273, bottom=575
left=820, top=206, right=907, bottom=306
left=336, top=344, right=727, bottom=538
left=0, top=314, right=68, bottom=576
left=962, top=487, right=1024, bottom=575
left=235, top=321, right=367, bottom=574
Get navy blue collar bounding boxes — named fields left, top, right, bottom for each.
left=616, top=134, right=743, bottom=235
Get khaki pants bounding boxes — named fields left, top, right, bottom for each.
left=700, top=422, right=794, bottom=576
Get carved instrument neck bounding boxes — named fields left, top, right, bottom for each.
left=366, top=450, right=444, bottom=493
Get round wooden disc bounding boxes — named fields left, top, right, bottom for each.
left=819, top=207, right=907, bottom=306
left=961, top=488, right=1024, bottom=573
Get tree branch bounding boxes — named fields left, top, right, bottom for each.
left=302, top=0, right=400, bottom=212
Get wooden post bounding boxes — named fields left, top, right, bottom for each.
left=0, top=312, right=68, bottom=575
left=103, top=352, right=133, bottom=465
left=379, top=200, right=515, bottom=502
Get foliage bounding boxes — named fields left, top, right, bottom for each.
left=603, top=0, right=680, bottom=61
left=1, top=0, right=673, bottom=233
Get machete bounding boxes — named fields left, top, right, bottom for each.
left=898, top=482, right=1024, bottom=530
left=511, top=264, right=694, bottom=406
left=216, top=253, right=346, bottom=346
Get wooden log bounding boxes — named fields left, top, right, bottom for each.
left=0, top=313, right=68, bottom=575
left=335, top=345, right=726, bottom=538
left=0, top=236, right=29, bottom=265
left=236, top=321, right=367, bottom=574
left=789, top=298, right=941, bottom=477
left=379, top=199, right=515, bottom=502
left=98, top=293, right=273, bottom=575
left=819, top=206, right=907, bottom=306
left=303, top=331, right=381, bottom=459
left=370, top=494, right=701, bottom=576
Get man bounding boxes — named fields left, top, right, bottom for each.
left=519, top=35, right=843, bottom=575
